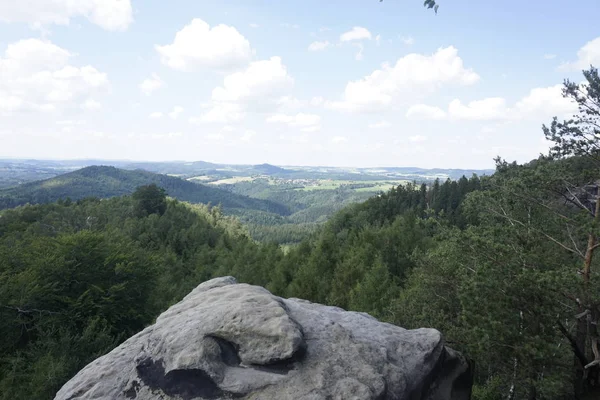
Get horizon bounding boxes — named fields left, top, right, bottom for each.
left=2, top=0, right=599, bottom=169
left=0, top=156, right=495, bottom=172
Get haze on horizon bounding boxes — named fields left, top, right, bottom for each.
left=1, top=0, right=599, bottom=169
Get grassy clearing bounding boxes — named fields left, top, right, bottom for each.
left=296, top=179, right=410, bottom=191
left=187, top=175, right=213, bottom=182
left=209, top=176, right=255, bottom=185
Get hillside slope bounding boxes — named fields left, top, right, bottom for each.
left=0, top=166, right=290, bottom=214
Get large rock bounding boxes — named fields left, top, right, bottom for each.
left=55, top=277, right=472, bottom=400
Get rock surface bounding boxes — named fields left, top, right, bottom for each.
left=55, top=277, right=472, bottom=400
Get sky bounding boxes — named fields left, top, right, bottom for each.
left=1, top=0, right=600, bottom=169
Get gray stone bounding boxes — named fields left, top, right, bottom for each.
left=55, top=277, right=472, bottom=400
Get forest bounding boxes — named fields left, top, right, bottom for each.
left=0, top=165, right=290, bottom=216
left=1, top=67, right=600, bottom=399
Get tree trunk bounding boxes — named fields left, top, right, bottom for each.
left=575, top=194, right=600, bottom=397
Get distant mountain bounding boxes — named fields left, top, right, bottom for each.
left=123, top=160, right=221, bottom=175
left=251, top=163, right=289, bottom=175
left=0, top=166, right=291, bottom=215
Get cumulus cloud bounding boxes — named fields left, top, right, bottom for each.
left=308, top=41, right=331, bottom=52
left=193, top=56, right=294, bottom=123
left=340, top=27, right=372, bottom=42
left=168, top=105, right=184, bottom=119
left=190, top=102, right=245, bottom=124
left=406, top=104, right=447, bottom=120
left=240, top=130, right=256, bottom=142
left=0, top=0, right=133, bottom=31
left=448, top=97, right=508, bottom=120
left=212, top=56, right=293, bottom=103
left=400, top=36, right=415, bottom=46
left=409, top=135, right=427, bottom=142
left=277, top=96, right=305, bottom=111
left=156, top=18, right=252, bottom=71
left=149, top=112, right=163, bottom=119
left=310, top=97, right=325, bottom=107
left=325, top=46, right=479, bottom=113
left=331, top=136, right=348, bottom=144
left=560, top=37, right=600, bottom=70
left=408, top=84, right=577, bottom=121
left=151, top=132, right=183, bottom=139
left=267, top=113, right=321, bottom=131
left=369, top=120, right=392, bottom=129
left=513, top=84, right=577, bottom=119
left=139, top=73, right=165, bottom=96
left=81, top=99, right=101, bottom=110
left=354, top=43, right=364, bottom=61
left=0, top=38, right=108, bottom=114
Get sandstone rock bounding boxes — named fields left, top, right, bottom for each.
left=55, top=277, right=472, bottom=400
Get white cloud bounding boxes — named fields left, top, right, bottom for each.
left=544, top=54, right=556, bottom=60
left=400, top=36, right=415, bottom=46
left=81, top=99, right=101, bottom=110
left=212, top=57, right=293, bottom=103
left=151, top=132, right=183, bottom=139
left=0, top=0, right=133, bottom=31
left=561, top=37, right=600, bottom=70
left=331, top=136, right=348, bottom=144
left=56, top=119, right=85, bottom=126
left=149, top=111, right=163, bottom=119
left=190, top=102, right=245, bottom=124
left=406, top=104, right=447, bottom=120
left=240, top=130, right=256, bottom=142
left=267, top=113, right=321, bottom=131
left=325, top=46, right=479, bottom=113
left=448, top=97, right=508, bottom=120
left=0, top=39, right=108, bottom=114
left=194, top=56, right=294, bottom=123
left=319, top=27, right=331, bottom=32
left=369, top=120, right=392, bottom=129
left=168, top=105, right=184, bottom=119
left=139, top=73, right=164, bottom=96
left=513, top=84, right=577, bottom=119
left=310, top=96, right=325, bottom=107
left=277, top=96, right=305, bottom=111
left=249, top=23, right=259, bottom=28
left=375, top=35, right=382, bottom=46
left=281, top=23, right=300, bottom=29
left=308, top=41, right=331, bottom=52
left=410, top=84, right=577, bottom=122
left=156, top=18, right=252, bottom=71
left=205, top=133, right=225, bottom=141
left=340, top=27, right=372, bottom=42
left=302, top=125, right=321, bottom=133
left=409, top=135, right=427, bottom=142
left=354, top=43, right=364, bottom=61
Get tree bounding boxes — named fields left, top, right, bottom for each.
left=132, top=184, right=167, bottom=217
left=542, top=66, right=600, bottom=396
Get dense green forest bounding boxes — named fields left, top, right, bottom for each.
left=2, top=68, right=600, bottom=399
left=0, top=166, right=290, bottom=216
left=225, top=178, right=376, bottom=243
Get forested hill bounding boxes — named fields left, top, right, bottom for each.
left=2, top=157, right=599, bottom=399
left=0, top=165, right=290, bottom=215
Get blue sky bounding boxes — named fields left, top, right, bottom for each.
left=1, top=0, right=599, bottom=168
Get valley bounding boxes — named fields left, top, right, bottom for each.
left=0, top=159, right=493, bottom=244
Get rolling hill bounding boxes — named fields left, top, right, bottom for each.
left=0, top=165, right=291, bottom=215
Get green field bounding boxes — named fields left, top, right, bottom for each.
left=208, top=176, right=255, bottom=185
